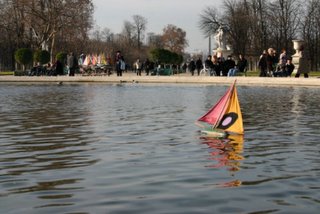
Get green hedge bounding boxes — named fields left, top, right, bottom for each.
left=56, top=52, right=67, bottom=63
left=33, top=50, right=50, bottom=64
left=14, top=48, right=33, bottom=69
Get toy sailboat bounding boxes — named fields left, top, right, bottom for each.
left=196, top=81, right=244, bottom=138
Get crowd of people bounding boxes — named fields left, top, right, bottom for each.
left=257, top=47, right=309, bottom=78
left=258, top=48, right=294, bottom=77
left=185, top=46, right=310, bottom=78
left=27, top=47, right=310, bottom=78
left=186, top=54, right=248, bottom=77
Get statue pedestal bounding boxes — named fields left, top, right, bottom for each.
left=292, top=40, right=304, bottom=75
left=213, top=48, right=233, bottom=59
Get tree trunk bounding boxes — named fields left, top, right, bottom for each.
left=50, top=34, right=56, bottom=63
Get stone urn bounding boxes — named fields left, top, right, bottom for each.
left=292, top=40, right=304, bottom=56
left=291, top=40, right=304, bottom=74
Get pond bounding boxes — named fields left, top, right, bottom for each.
left=0, top=83, right=319, bottom=214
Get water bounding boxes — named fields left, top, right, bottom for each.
left=0, top=83, right=319, bottom=214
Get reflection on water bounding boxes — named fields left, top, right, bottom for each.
left=201, top=135, right=244, bottom=172
left=200, top=135, right=244, bottom=188
left=0, top=83, right=320, bottom=214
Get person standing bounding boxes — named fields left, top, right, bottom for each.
left=144, top=58, right=150, bottom=76
left=115, top=51, right=122, bottom=76
left=67, top=52, right=78, bottom=76
left=258, top=50, right=268, bottom=77
left=119, top=56, right=125, bottom=76
left=188, top=59, right=196, bottom=76
left=135, top=59, right=142, bottom=76
left=295, top=45, right=310, bottom=78
left=237, top=54, right=248, bottom=75
left=53, top=57, right=64, bottom=76
left=182, top=62, right=187, bottom=73
left=195, top=57, right=203, bottom=76
left=204, top=55, right=214, bottom=76
left=211, top=55, right=220, bottom=76
left=266, top=48, right=275, bottom=77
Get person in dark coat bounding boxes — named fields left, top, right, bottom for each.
left=144, top=58, right=151, bottom=76
left=115, top=51, right=122, bottom=76
left=237, top=54, right=247, bottom=74
left=53, top=58, right=64, bottom=75
left=285, top=57, right=295, bottom=77
left=223, top=55, right=236, bottom=76
left=195, top=57, right=203, bottom=76
left=258, top=50, right=268, bottom=77
left=295, top=45, right=310, bottom=78
left=188, top=59, right=196, bottom=76
left=205, top=55, right=214, bottom=76
left=266, top=48, right=277, bottom=76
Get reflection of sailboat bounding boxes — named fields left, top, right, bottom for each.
left=202, top=135, right=244, bottom=172
left=196, top=81, right=244, bottom=138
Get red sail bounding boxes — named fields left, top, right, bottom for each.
left=197, top=83, right=234, bottom=127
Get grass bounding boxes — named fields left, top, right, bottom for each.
left=0, top=71, right=14, bottom=75
left=245, top=70, right=320, bottom=77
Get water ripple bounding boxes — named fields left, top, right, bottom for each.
left=0, top=84, right=319, bottom=213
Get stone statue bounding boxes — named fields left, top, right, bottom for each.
left=215, top=25, right=227, bottom=50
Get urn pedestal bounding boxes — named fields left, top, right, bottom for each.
left=292, top=40, right=304, bottom=75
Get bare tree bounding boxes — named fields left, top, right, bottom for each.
left=301, top=0, right=320, bottom=70
left=132, top=15, right=147, bottom=50
left=101, top=27, right=113, bottom=43
left=199, top=7, right=222, bottom=37
left=268, top=0, right=302, bottom=51
left=223, top=0, right=251, bottom=55
left=246, top=0, right=269, bottom=52
left=122, top=21, right=135, bottom=45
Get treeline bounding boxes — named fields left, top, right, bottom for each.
left=0, top=0, right=188, bottom=71
left=200, top=0, right=320, bottom=71
left=3, top=0, right=318, bottom=71
left=0, top=0, right=94, bottom=70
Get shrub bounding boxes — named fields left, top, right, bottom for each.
left=56, top=52, right=67, bottom=64
left=33, top=49, right=50, bottom=64
left=14, top=48, right=33, bottom=70
left=149, top=48, right=183, bottom=65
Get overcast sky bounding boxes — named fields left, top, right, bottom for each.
left=92, top=0, right=223, bottom=53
